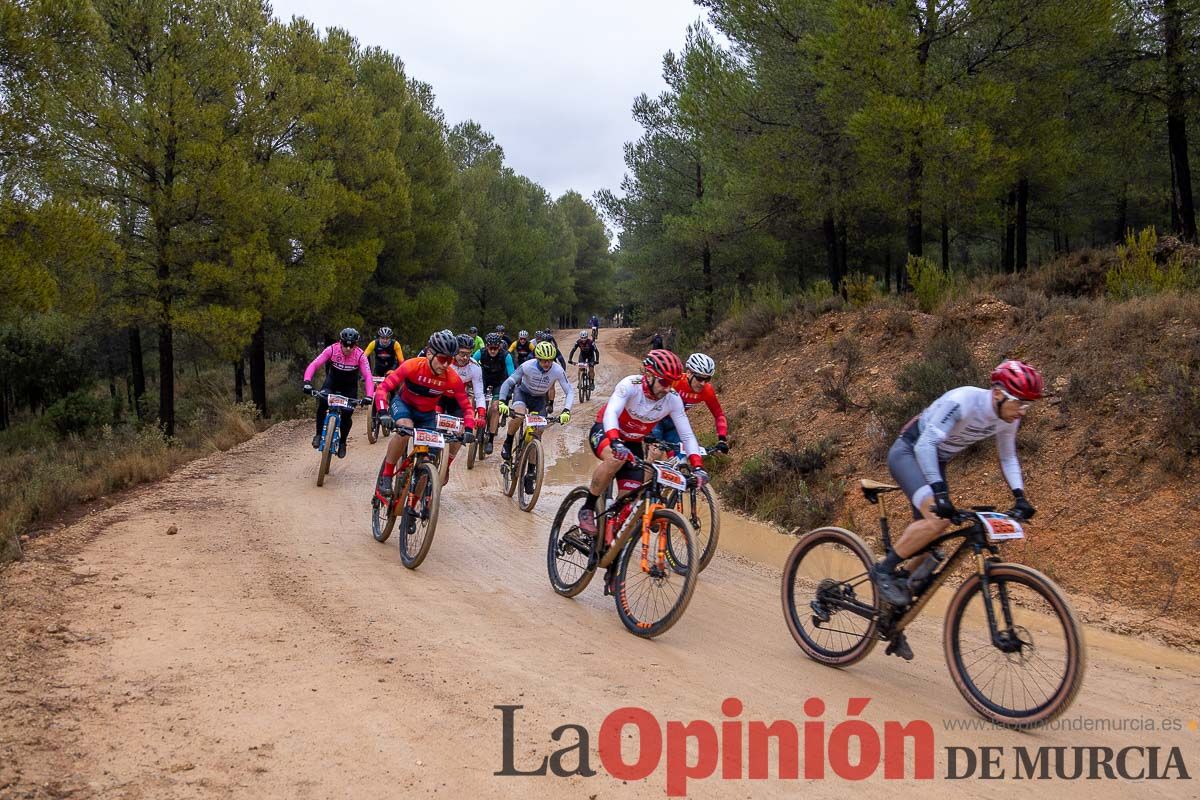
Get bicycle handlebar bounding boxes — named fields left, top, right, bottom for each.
left=306, top=388, right=370, bottom=406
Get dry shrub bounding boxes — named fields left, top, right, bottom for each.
left=872, top=329, right=977, bottom=437
left=883, top=309, right=915, bottom=337
left=1029, top=248, right=1113, bottom=297
left=721, top=438, right=844, bottom=531
left=820, top=335, right=864, bottom=411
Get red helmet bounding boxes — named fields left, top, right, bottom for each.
left=990, top=360, right=1044, bottom=400
left=642, top=349, right=684, bottom=382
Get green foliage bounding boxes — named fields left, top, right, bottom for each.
left=1106, top=227, right=1190, bottom=299
left=841, top=272, right=881, bottom=308
left=906, top=255, right=954, bottom=312
left=44, top=391, right=114, bottom=436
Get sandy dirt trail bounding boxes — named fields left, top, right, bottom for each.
left=2, top=330, right=1198, bottom=799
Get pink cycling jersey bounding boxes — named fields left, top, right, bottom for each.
left=304, top=344, right=375, bottom=396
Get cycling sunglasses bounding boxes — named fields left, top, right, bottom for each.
left=998, top=387, right=1032, bottom=411
left=431, top=354, right=453, bottom=365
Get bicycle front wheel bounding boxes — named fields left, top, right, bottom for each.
left=466, top=433, right=478, bottom=470
left=371, top=464, right=398, bottom=543
left=316, top=416, right=337, bottom=487
left=399, top=462, right=441, bottom=569
left=781, top=527, right=879, bottom=666
left=517, top=437, right=544, bottom=512
left=546, top=487, right=597, bottom=597
left=367, top=406, right=379, bottom=444
left=614, top=508, right=698, bottom=638
left=944, top=563, right=1085, bottom=728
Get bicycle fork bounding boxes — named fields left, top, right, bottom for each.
left=639, top=501, right=668, bottom=576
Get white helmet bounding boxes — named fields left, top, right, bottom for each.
left=686, top=353, right=716, bottom=378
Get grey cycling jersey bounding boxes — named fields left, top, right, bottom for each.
left=908, top=386, right=1023, bottom=490
left=498, top=359, right=574, bottom=411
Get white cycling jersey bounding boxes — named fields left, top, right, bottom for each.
left=910, top=386, right=1023, bottom=490
left=451, top=359, right=486, bottom=410
left=499, top=359, right=574, bottom=410
left=598, top=375, right=701, bottom=459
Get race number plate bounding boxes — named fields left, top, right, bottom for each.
left=436, top=414, right=464, bottom=434
left=525, top=414, right=548, bottom=428
left=653, top=464, right=687, bottom=491
left=327, top=394, right=351, bottom=409
left=413, top=428, right=445, bottom=449
left=979, top=512, right=1025, bottom=542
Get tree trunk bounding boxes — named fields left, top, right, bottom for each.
left=1115, top=183, right=1128, bottom=243
left=940, top=212, right=950, bottom=269
left=823, top=210, right=841, bottom=293
left=0, top=379, right=8, bottom=431
left=701, top=241, right=714, bottom=329
left=250, top=323, right=268, bottom=417
left=883, top=250, right=892, bottom=293
left=128, top=327, right=146, bottom=420
left=158, top=320, right=174, bottom=437
left=1165, top=0, right=1198, bottom=242
left=837, top=217, right=848, bottom=278
left=905, top=149, right=923, bottom=272
left=234, top=358, right=245, bottom=404
left=1016, top=177, right=1029, bottom=271
left=1003, top=190, right=1016, bottom=272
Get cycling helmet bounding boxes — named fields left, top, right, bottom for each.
left=496, top=324, right=506, bottom=332
left=578, top=331, right=589, bottom=340
left=518, top=329, right=529, bottom=339
left=456, top=333, right=475, bottom=351
left=485, top=332, right=502, bottom=346
left=533, top=341, right=557, bottom=360
left=426, top=330, right=458, bottom=356
left=339, top=327, right=359, bottom=346
left=991, top=360, right=1044, bottom=400
left=469, top=325, right=478, bottom=334
left=643, top=349, right=684, bottom=382
left=685, top=353, right=716, bottom=378
left=377, top=326, right=393, bottom=339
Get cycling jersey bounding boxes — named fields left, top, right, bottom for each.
left=589, top=315, right=599, bottom=329
left=451, top=359, right=487, bottom=412
left=499, top=359, right=574, bottom=410
left=671, top=375, right=727, bottom=436
left=510, top=339, right=534, bottom=366
left=596, top=375, right=702, bottom=467
left=471, top=335, right=485, bottom=353
left=304, top=345, right=374, bottom=397
left=473, top=348, right=515, bottom=391
left=569, top=339, right=600, bottom=365
left=374, top=357, right=475, bottom=429
left=364, top=338, right=404, bottom=374
left=902, top=386, right=1022, bottom=490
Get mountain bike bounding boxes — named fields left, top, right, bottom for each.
left=571, top=361, right=595, bottom=402
left=366, top=376, right=391, bottom=444
left=499, top=412, right=562, bottom=513
left=780, top=479, right=1085, bottom=728
left=466, top=390, right=491, bottom=470
left=370, top=413, right=463, bottom=569
left=649, top=444, right=720, bottom=572
left=547, top=456, right=700, bottom=638
left=309, top=389, right=369, bottom=487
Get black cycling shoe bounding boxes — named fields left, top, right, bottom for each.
left=312, top=434, right=321, bottom=449
left=484, top=435, right=494, bottom=455
left=376, top=473, right=394, bottom=497
left=500, top=443, right=512, bottom=462
left=523, top=473, right=536, bottom=496
left=885, top=632, right=914, bottom=661
left=870, top=561, right=912, bottom=608
left=336, top=440, right=347, bottom=459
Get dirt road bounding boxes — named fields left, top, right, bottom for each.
left=3, top=331, right=1198, bottom=799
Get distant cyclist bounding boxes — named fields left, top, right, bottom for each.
left=509, top=330, right=534, bottom=366
left=497, top=341, right=574, bottom=481
left=589, top=314, right=600, bottom=341
left=650, top=352, right=729, bottom=455
left=650, top=331, right=664, bottom=350
left=568, top=330, right=600, bottom=383
left=871, top=360, right=1044, bottom=608
left=495, top=324, right=512, bottom=351
left=468, top=326, right=485, bottom=353
left=303, top=328, right=375, bottom=458
left=364, top=326, right=404, bottom=376
left=474, top=332, right=515, bottom=455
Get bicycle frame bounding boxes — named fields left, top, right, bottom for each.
left=592, top=461, right=685, bottom=573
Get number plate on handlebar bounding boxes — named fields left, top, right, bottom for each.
left=525, top=414, right=548, bottom=428
left=652, top=464, right=687, bottom=491
left=436, top=414, right=464, bottom=434
left=327, top=394, right=351, bottom=409
left=413, top=428, right=445, bottom=448
left=979, top=512, right=1025, bottom=542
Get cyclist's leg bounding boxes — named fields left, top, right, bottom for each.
left=886, top=437, right=951, bottom=558
left=340, top=406, right=354, bottom=438
left=315, top=395, right=329, bottom=438
left=384, top=398, right=417, bottom=468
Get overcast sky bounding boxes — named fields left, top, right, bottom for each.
left=268, top=0, right=704, bottom=205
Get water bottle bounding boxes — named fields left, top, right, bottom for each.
left=907, top=549, right=944, bottom=595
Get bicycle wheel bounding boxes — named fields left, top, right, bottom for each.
left=613, top=508, right=698, bottom=638
left=944, top=563, right=1085, bottom=728
left=517, top=437, right=544, bottom=512
left=666, top=485, right=721, bottom=573
left=466, top=433, right=478, bottom=470
left=316, top=416, right=337, bottom=487
left=546, top=487, right=597, bottom=597
left=500, top=443, right=518, bottom=497
left=781, top=527, right=879, bottom=666
left=367, top=405, right=378, bottom=444
left=371, top=464, right=399, bottom=543
left=437, top=447, right=450, bottom=485
left=399, top=462, right=441, bottom=569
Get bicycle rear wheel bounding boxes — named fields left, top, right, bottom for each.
left=517, top=437, right=544, bottom=512
left=944, top=563, right=1085, bottom=728
left=316, top=416, right=337, bottom=487
left=614, top=508, right=698, bottom=638
left=781, top=527, right=879, bottom=666
left=501, top=444, right=518, bottom=497
left=399, top=462, right=441, bottom=569
left=666, top=485, right=721, bottom=573
left=547, top=487, right=597, bottom=597
left=466, top=432, right=478, bottom=470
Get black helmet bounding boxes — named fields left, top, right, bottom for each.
left=456, top=333, right=475, bottom=351
left=339, top=327, right=359, bottom=346
left=469, top=326, right=478, bottom=334
left=496, top=324, right=506, bottom=332
left=427, top=330, right=458, bottom=356
left=485, top=332, right=502, bottom=346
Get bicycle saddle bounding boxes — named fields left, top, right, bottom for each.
left=860, top=478, right=900, bottom=504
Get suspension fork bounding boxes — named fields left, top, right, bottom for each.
left=974, top=546, right=1017, bottom=647
left=639, top=500, right=667, bottom=573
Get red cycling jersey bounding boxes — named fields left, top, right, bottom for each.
left=672, top=375, right=728, bottom=437
left=374, top=357, right=475, bottom=429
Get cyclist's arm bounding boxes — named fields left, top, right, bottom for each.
left=393, top=342, right=404, bottom=361
left=552, top=364, right=574, bottom=411
left=469, top=365, right=486, bottom=413
left=363, top=340, right=377, bottom=357
left=357, top=351, right=375, bottom=396
left=498, top=368, right=520, bottom=404
left=303, top=346, right=333, bottom=382
left=450, top=373, right=475, bottom=429
left=996, top=423, right=1024, bottom=491
left=667, top=400, right=704, bottom=467
left=602, top=381, right=630, bottom=440
left=914, top=400, right=959, bottom=485
left=508, top=341, right=517, bottom=353
left=504, top=354, right=514, bottom=377
left=569, top=343, right=580, bottom=361
left=472, top=348, right=483, bottom=360
left=375, top=361, right=409, bottom=410
left=701, top=384, right=728, bottom=436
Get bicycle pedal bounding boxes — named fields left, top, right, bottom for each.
left=885, top=634, right=914, bottom=661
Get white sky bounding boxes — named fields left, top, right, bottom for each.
left=268, top=0, right=705, bottom=204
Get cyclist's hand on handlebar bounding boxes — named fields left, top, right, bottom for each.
left=303, top=382, right=313, bottom=395
left=930, top=481, right=956, bottom=520
left=568, top=360, right=575, bottom=365
left=689, top=468, right=710, bottom=489
left=558, top=411, right=571, bottom=425
left=498, top=402, right=510, bottom=416
left=713, top=436, right=730, bottom=454
left=463, top=429, right=475, bottom=444
left=379, top=415, right=394, bottom=431
left=610, top=441, right=635, bottom=463
left=1010, top=490, right=1036, bottom=521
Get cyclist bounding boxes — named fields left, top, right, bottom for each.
left=649, top=353, right=729, bottom=456
left=871, top=360, right=1043, bottom=608
left=650, top=330, right=665, bottom=350
left=579, top=350, right=708, bottom=589
left=567, top=330, right=600, bottom=388
left=473, top=332, right=515, bottom=455
left=495, top=324, right=512, bottom=351
left=589, top=314, right=600, bottom=341
left=497, top=341, right=573, bottom=493
left=302, top=328, right=375, bottom=458
left=509, top=330, right=534, bottom=366
left=469, top=326, right=485, bottom=353
left=373, top=331, right=476, bottom=497
left=363, top=326, right=404, bottom=377
left=449, top=333, right=488, bottom=455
